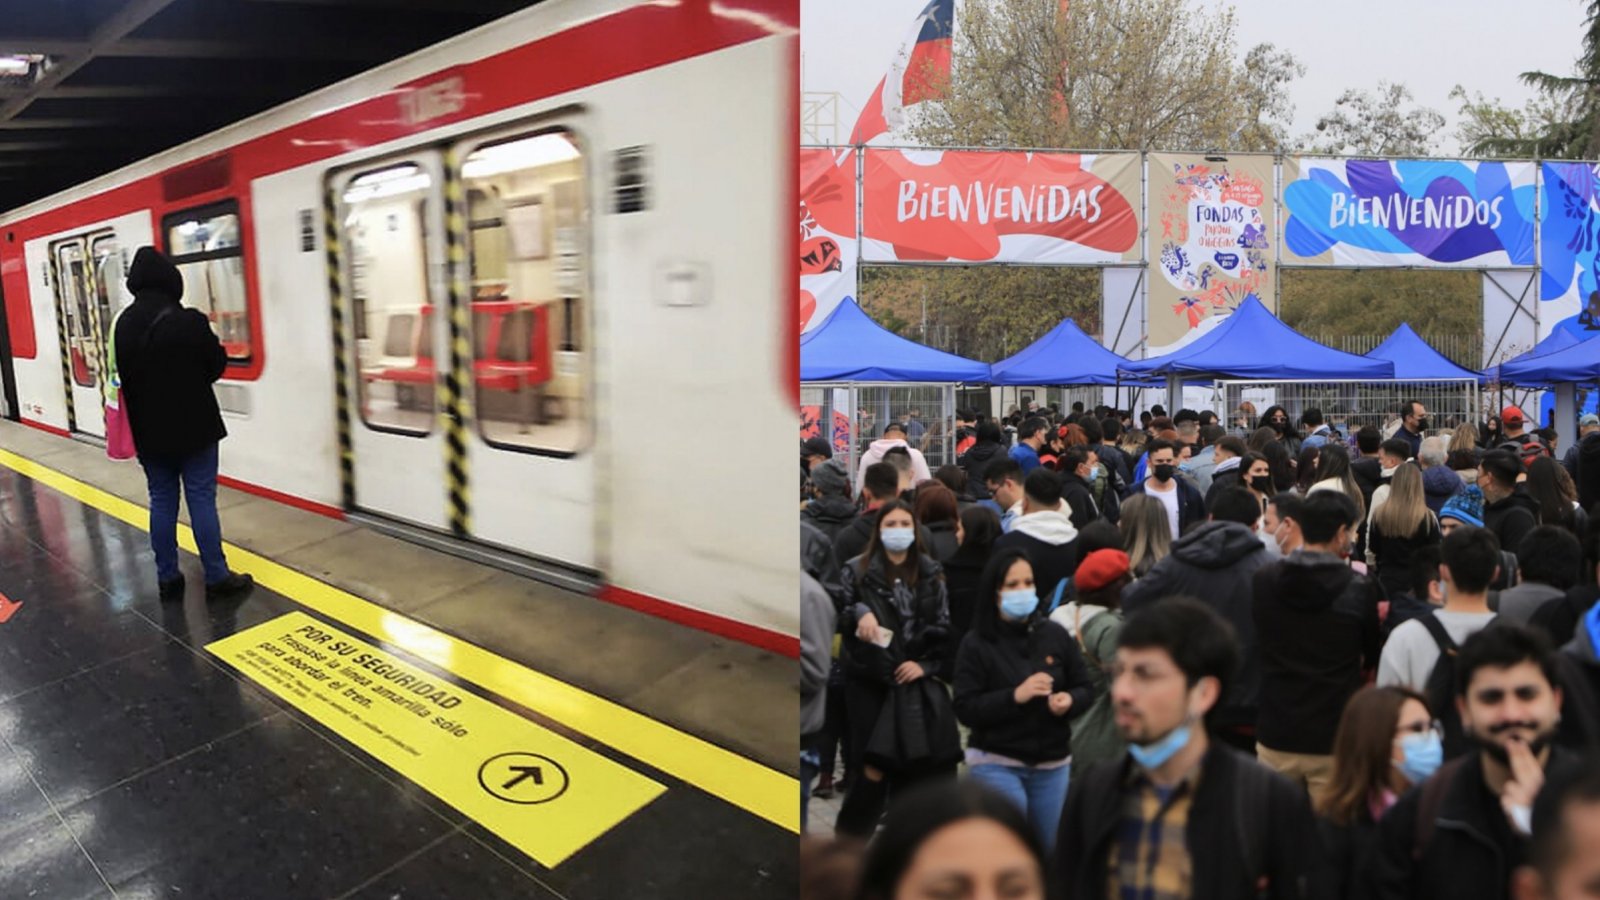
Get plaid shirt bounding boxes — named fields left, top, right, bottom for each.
left=1106, top=762, right=1202, bottom=900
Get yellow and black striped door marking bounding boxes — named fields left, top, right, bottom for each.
left=441, top=150, right=472, bottom=538
left=46, top=253, right=76, bottom=433
left=323, top=186, right=356, bottom=510
left=80, top=242, right=108, bottom=416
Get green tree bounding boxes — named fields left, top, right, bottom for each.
left=1301, top=82, right=1446, bottom=156
left=1495, top=0, right=1600, bottom=159
left=909, top=0, right=1298, bottom=153
left=861, top=266, right=1101, bottom=362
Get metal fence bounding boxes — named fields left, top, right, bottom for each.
left=1213, top=379, right=1482, bottom=440
left=801, top=383, right=956, bottom=483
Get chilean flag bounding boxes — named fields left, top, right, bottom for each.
left=849, top=0, right=955, bottom=145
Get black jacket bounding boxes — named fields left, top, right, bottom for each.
left=942, top=548, right=988, bottom=641
left=922, top=520, right=959, bottom=564
left=801, top=496, right=855, bottom=542
left=1351, top=456, right=1385, bottom=510
left=1131, top=475, right=1207, bottom=534
left=838, top=552, right=951, bottom=687
left=1054, top=743, right=1328, bottom=900
left=1203, top=466, right=1244, bottom=508
left=1483, top=485, right=1540, bottom=558
left=1089, top=441, right=1131, bottom=490
left=1123, top=521, right=1270, bottom=727
left=1059, top=472, right=1099, bottom=531
left=1370, top=749, right=1581, bottom=900
left=1252, top=551, right=1381, bottom=754
left=958, top=440, right=1006, bottom=499
left=1318, top=809, right=1380, bottom=900
left=991, top=527, right=1079, bottom=604
left=952, top=617, right=1093, bottom=765
left=1367, top=513, right=1441, bottom=600
left=1555, top=613, right=1600, bottom=750
left=1577, top=431, right=1600, bottom=512
left=114, top=247, right=227, bottom=461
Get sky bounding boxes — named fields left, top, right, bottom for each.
left=801, top=0, right=1589, bottom=154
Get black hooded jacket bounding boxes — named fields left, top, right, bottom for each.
left=1123, top=520, right=1271, bottom=727
left=1577, top=431, right=1600, bottom=512
left=1252, top=551, right=1382, bottom=754
left=958, top=440, right=1005, bottom=499
left=114, top=247, right=227, bottom=460
left=1482, top=485, right=1540, bottom=557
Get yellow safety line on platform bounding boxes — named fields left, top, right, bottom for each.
left=0, top=447, right=799, bottom=833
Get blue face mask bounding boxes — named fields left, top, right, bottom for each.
left=999, top=589, right=1038, bottom=620
left=1128, top=720, right=1193, bottom=770
left=881, top=527, right=915, bottom=553
left=1088, top=466, right=1101, bottom=483
left=1394, top=730, right=1443, bottom=785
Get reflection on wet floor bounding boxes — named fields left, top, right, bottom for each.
left=0, top=466, right=795, bottom=898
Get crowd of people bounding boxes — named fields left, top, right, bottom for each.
left=799, top=397, right=1600, bottom=899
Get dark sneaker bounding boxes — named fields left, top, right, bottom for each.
left=205, top=572, right=254, bottom=601
left=158, top=576, right=186, bottom=603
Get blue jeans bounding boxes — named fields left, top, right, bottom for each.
left=140, top=443, right=230, bottom=584
left=800, top=746, right=820, bottom=833
left=968, top=762, right=1071, bottom=851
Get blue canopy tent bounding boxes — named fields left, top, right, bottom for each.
left=1120, top=295, right=1395, bottom=380
left=990, top=318, right=1138, bottom=385
left=800, top=297, right=990, bottom=382
left=800, top=297, right=990, bottom=475
left=1118, top=295, right=1403, bottom=432
left=1486, top=328, right=1582, bottom=386
left=1497, top=330, right=1600, bottom=431
left=1366, top=323, right=1487, bottom=384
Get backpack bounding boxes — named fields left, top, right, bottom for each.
left=1418, top=614, right=1471, bottom=759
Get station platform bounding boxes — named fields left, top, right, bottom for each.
left=0, top=420, right=796, bottom=898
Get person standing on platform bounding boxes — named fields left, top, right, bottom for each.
left=115, top=246, right=253, bottom=602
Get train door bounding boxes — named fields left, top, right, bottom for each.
left=452, top=128, right=594, bottom=569
left=331, top=155, right=450, bottom=530
left=50, top=232, right=116, bottom=438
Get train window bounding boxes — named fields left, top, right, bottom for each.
left=342, top=163, right=437, bottom=436
left=460, top=130, right=588, bottom=454
left=52, top=241, right=98, bottom=388
left=164, top=203, right=251, bottom=363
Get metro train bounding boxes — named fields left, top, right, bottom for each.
left=0, top=0, right=799, bottom=650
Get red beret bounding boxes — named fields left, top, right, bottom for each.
left=1075, top=549, right=1130, bottom=593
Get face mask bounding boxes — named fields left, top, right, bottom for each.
left=1088, top=466, right=1101, bottom=483
left=1152, top=464, right=1175, bottom=483
left=1250, top=475, right=1272, bottom=493
left=1416, top=418, right=1429, bottom=431
left=1129, top=720, right=1193, bottom=770
left=1178, top=461, right=1193, bottom=473
left=881, top=527, right=915, bottom=553
left=999, top=589, right=1038, bottom=620
left=1394, top=730, right=1443, bottom=784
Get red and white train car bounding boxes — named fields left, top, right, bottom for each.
left=0, top=0, right=799, bottom=653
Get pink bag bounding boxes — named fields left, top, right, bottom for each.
left=105, top=390, right=136, bottom=460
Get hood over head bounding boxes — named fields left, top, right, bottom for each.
left=126, top=246, right=184, bottom=301
left=1422, top=465, right=1463, bottom=498
left=1172, top=520, right=1266, bottom=569
left=1011, top=507, right=1078, bottom=546
left=1269, top=550, right=1356, bottom=611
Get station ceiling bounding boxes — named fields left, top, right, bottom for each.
left=0, top=0, right=545, bottom=211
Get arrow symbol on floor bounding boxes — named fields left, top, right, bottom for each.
left=0, top=592, right=20, bottom=624
left=502, top=765, right=544, bottom=790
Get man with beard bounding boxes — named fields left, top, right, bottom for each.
left=1052, top=597, right=1323, bottom=899
left=1372, top=623, right=1580, bottom=900
left=1397, top=399, right=1429, bottom=458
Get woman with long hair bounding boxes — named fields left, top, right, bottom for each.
left=1365, top=464, right=1441, bottom=599
left=1449, top=423, right=1480, bottom=459
left=912, top=482, right=960, bottom=563
left=1261, top=440, right=1296, bottom=494
left=1527, top=455, right=1585, bottom=537
left=1247, top=425, right=1279, bottom=454
left=1308, top=442, right=1366, bottom=522
left=1481, top=415, right=1503, bottom=449
left=1241, top=451, right=1275, bottom=513
left=1118, top=493, right=1172, bottom=578
left=943, top=505, right=1003, bottom=642
left=835, top=500, right=959, bottom=838
left=1318, top=686, right=1440, bottom=900
left=1261, top=404, right=1303, bottom=456
left=952, top=548, right=1092, bottom=850
left=851, top=780, right=1048, bottom=900
left=1294, top=444, right=1323, bottom=494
